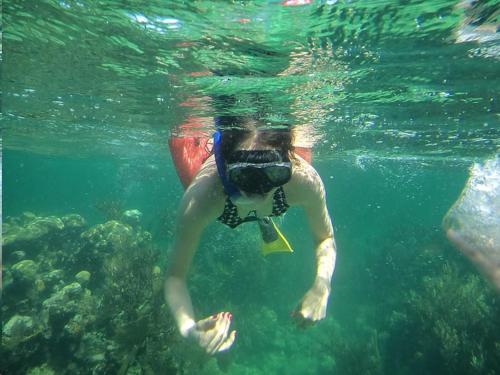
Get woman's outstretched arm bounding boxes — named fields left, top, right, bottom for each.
left=286, top=160, right=337, bottom=325
left=165, top=167, right=236, bottom=353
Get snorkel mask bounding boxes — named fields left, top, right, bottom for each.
left=225, top=150, right=292, bottom=194
left=213, top=128, right=292, bottom=196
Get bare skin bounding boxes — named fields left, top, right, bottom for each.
left=447, top=228, right=500, bottom=291
left=165, top=147, right=337, bottom=354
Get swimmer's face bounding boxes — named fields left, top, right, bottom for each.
left=228, top=147, right=290, bottom=200
left=225, top=129, right=292, bottom=200
left=232, top=144, right=271, bottom=199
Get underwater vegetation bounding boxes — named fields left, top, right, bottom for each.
left=329, top=226, right=500, bottom=375
left=385, top=263, right=500, bottom=375
left=2, top=212, right=499, bottom=374
left=1, top=211, right=180, bottom=374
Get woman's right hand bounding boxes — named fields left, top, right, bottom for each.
left=186, top=312, right=236, bottom=354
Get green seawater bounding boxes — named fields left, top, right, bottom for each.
left=2, top=1, right=499, bottom=374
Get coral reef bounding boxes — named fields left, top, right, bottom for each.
left=3, top=211, right=499, bottom=374
left=323, top=319, right=384, bottom=375
left=385, top=261, right=500, bottom=375
left=1, top=211, right=179, bottom=375
left=94, top=199, right=124, bottom=222
left=317, top=226, right=500, bottom=375
left=121, top=209, right=143, bottom=228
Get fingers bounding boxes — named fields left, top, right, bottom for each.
left=291, top=305, right=324, bottom=328
left=291, top=309, right=315, bottom=329
left=195, top=314, right=222, bottom=349
left=205, top=312, right=233, bottom=354
left=196, top=314, right=218, bottom=331
left=205, top=312, right=231, bottom=354
left=218, top=330, right=236, bottom=352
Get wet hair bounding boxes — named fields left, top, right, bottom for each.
left=217, top=116, right=294, bottom=163
left=212, top=94, right=294, bottom=162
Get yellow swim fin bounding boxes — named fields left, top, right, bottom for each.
left=258, top=217, right=293, bottom=256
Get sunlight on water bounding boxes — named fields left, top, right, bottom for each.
left=3, top=0, right=499, bottom=161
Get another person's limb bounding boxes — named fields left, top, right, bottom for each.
left=165, top=170, right=237, bottom=353
left=443, top=157, right=500, bottom=292
left=446, top=228, right=500, bottom=291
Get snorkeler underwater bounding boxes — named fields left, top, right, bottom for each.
left=2, top=0, right=499, bottom=374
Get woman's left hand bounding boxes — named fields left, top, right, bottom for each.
left=292, top=283, right=330, bottom=328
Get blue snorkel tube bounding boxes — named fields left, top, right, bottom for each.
left=213, top=128, right=240, bottom=197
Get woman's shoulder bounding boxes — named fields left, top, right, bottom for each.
left=291, top=154, right=322, bottom=184
left=192, top=155, right=218, bottom=183
left=284, top=155, right=325, bottom=206
left=180, top=156, right=226, bottom=218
